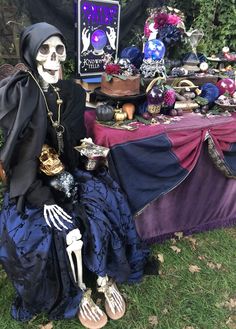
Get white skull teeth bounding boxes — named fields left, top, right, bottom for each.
left=42, top=67, right=58, bottom=76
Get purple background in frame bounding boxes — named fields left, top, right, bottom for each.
left=76, top=0, right=120, bottom=77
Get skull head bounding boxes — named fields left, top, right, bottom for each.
left=36, top=36, right=66, bottom=84
left=39, top=144, right=64, bottom=176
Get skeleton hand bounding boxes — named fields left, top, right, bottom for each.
left=43, top=204, right=73, bottom=230
left=82, top=28, right=90, bottom=53
left=106, top=27, right=116, bottom=50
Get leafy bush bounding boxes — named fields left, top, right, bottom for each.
left=121, top=0, right=236, bottom=57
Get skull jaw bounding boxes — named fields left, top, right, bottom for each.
left=37, top=64, right=60, bottom=84
left=39, top=144, right=65, bottom=176
left=40, top=161, right=64, bottom=176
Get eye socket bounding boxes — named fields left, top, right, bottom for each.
left=50, top=149, right=57, bottom=155
left=56, top=45, right=65, bottom=55
left=39, top=44, right=50, bottom=55
left=40, top=154, right=49, bottom=161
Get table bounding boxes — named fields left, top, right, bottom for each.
left=85, top=110, right=236, bottom=243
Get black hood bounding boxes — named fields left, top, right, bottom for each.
left=20, top=22, right=66, bottom=73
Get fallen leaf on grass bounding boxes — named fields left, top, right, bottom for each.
left=184, top=236, right=198, bottom=249
left=216, top=298, right=236, bottom=310
left=162, top=308, right=168, bottom=314
left=157, top=253, right=164, bottom=263
left=226, top=316, right=236, bottom=329
left=183, top=326, right=195, bottom=329
left=170, top=238, right=177, bottom=244
left=198, top=255, right=207, bottom=260
left=225, top=298, right=236, bottom=310
left=206, top=262, right=222, bottom=270
left=39, top=322, right=53, bottom=329
left=174, top=231, right=184, bottom=240
left=148, top=315, right=159, bottom=326
left=170, top=246, right=181, bottom=253
left=158, top=269, right=165, bottom=276
left=188, top=265, right=201, bottom=273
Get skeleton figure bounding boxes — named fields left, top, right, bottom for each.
left=0, top=23, right=149, bottom=329
left=36, top=36, right=126, bottom=328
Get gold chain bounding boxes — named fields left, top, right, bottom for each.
left=27, top=71, right=63, bottom=127
left=27, top=71, right=65, bottom=153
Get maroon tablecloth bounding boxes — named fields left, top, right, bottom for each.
left=85, top=110, right=236, bottom=243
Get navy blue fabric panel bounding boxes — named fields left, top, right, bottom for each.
left=223, top=143, right=236, bottom=174
left=108, top=133, right=189, bottom=215
left=229, top=142, right=236, bottom=152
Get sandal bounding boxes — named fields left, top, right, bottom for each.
left=97, top=280, right=126, bottom=320
left=78, top=289, right=108, bottom=329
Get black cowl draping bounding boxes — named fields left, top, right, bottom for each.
left=0, top=23, right=66, bottom=209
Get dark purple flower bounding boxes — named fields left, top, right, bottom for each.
left=158, top=24, right=182, bottom=46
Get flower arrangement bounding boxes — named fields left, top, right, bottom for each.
left=144, top=6, right=186, bottom=49
left=103, top=55, right=139, bottom=82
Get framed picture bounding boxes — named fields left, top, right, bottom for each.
left=75, top=0, right=120, bottom=78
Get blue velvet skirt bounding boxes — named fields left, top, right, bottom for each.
left=0, top=168, right=148, bottom=321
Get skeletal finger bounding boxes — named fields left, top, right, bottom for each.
left=83, top=303, right=98, bottom=322
left=83, top=303, right=93, bottom=320
left=113, top=296, right=123, bottom=311
left=49, top=208, right=62, bottom=231
left=54, top=208, right=73, bottom=224
left=112, top=288, right=123, bottom=304
left=44, top=207, right=52, bottom=228
left=96, top=306, right=104, bottom=316
left=80, top=307, right=92, bottom=321
left=51, top=217, right=62, bottom=231
left=85, top=304, right=100, bottom=322
left=112, top=290, right=123, bottom=310
left=106, top=298, right=116, bottom=314
left=86, top=302, right=101, bottom=321
left=54, top=205, right=73, bottom=222
left=104, top=293, right=116, bottom=313
left=80, top=308, right=89, bottom=321
left=51, top=209, right=69, bottom=230
left=112, top=293, right=123, bottom=309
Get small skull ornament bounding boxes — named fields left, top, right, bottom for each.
left=39, top=144, right=64, bottom=176
left=36, top=36, right=66, bottom=84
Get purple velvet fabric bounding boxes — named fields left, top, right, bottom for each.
left=135, top=145, right=236, bottom=243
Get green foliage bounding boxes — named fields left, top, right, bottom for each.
left=62, top=59, right=75, bottom=80
left=119, top=0, right=236, bottom=60
left=120, top=0, right=128, bottom=7
left=164, top=0, right=236, bottom=55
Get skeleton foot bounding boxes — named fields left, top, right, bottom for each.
left=78, top=289, right=108, bottom=329
left=97, top=276, right=126, bottom=320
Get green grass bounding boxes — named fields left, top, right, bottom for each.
left=1, top=227, right=236, bottom=329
